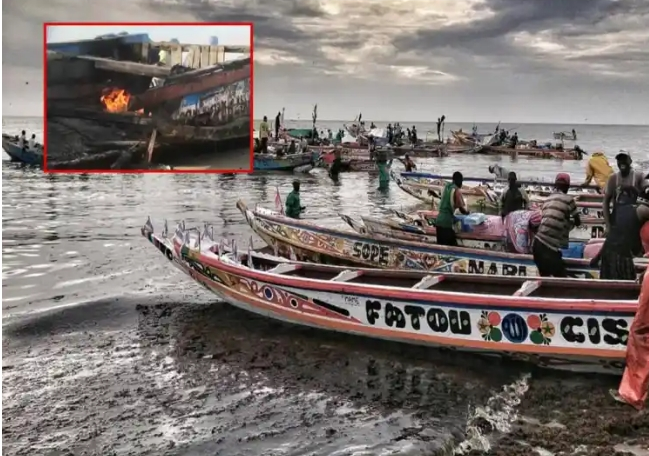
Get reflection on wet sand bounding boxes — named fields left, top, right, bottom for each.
left=3, top=296, right=648, bottom=455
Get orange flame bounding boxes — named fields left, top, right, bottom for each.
left=100, top=88, right=131, bottom=113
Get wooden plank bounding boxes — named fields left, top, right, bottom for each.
left=189, top=46, right=199, bottom=68
left=201, top=46, right=209, bottom=69
left=209, top=46, right=218, bottom=66
left=513, top=280, right=542, bottom=297
left=412, top=275, right=445, bottom=290
left=170, top=46, right=181, bottom=66
left=154, top=41, right=250, bottom=54
left=69, top=54, right=171, bottom=77
left=141, top=42, right=150, bottom=61
left=330, top=270, right=364, bottom=282
left=147, top=129, right=157, bottom=163
left=131, top=64, right=249, bottom=109
left=267, top=263, right=301, bottom=275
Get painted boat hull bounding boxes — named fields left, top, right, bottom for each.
left=399, top=172, right=603, bottom=202
left=1, top=136, right=43, bottom=166
left=483, top=146, right=582, bottom=160
left=236, top=200, right=636, bottom=279
left=400, top=171, right=602, bottom=195
left=341, top=213, right=603, bottom=252
left=253, top=152, right=316, bottom=171
left=141, top=224, right=635, bottom=374
left=340, top=214, right=506, bottom=251
left=393, top=172, right=605, bottom=215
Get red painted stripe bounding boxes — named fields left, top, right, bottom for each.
left=167, top=237, right=638, bottom=313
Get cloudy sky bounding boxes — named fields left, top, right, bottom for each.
left=3, top=0, right=648, bottom=124
left=47, top=24, right=251, bottom=46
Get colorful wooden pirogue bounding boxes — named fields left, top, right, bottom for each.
left=142, top=218, right=639, bottom=374
left=253, top=151, right=318, bottom=171
left=340, top=211, right=602, bottom=251
left=236, top=200, right=645, bottom=279
left=392, top=171, right=605, bottom=211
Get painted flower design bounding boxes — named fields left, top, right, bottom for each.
left=478, top=311, right=503, bottom=342
left=528, top=313, right=555, bottom=345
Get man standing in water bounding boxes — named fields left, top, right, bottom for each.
left=285, top=180, right=306, bottom=219
left=435, top=172, right=469, bottom=246
left=275, top=111, right=281, bottom=140
left=400, top=154, right=416, bottom=172
left=532, top=173, right=581, bottom=277
left=259, top=116, right=270, bottom=153
left=603, top=151, right=644, bottom=233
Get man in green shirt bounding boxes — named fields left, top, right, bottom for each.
left=285, top=180, right=305, bottom=218
left=259, top=116, right=270, bottom=153
left=435, top=171, right=469, bottom=246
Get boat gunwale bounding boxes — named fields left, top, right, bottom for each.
left=145, top=226, right=639, bottom=313
left=237, top=199, right=599, bottom=267
left=158, top=245, right=627, bottom=362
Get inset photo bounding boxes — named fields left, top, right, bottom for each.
left=43, top=22, right=252, bottom=172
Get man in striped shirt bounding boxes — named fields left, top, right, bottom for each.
left=532, top=173, right=582, bottom=277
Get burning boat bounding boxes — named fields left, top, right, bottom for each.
left=46, top=33, right=251, bottom=169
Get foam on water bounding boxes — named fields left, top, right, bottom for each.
left=454, top=373, right=531, bottom=453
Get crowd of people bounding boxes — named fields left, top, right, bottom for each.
left=443, top=150, right=648, bottom=281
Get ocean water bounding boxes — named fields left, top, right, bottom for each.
left=3, top=116, right=649, bottom=455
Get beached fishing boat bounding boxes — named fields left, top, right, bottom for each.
left=483, top=145, right=583, bottom=160
left=391, top=171, right=502, bottom=210
left=395, top=209, right=605, bottom=240
left=340, top=213, right=508, bottom=251
left=393, top=174, right=606, bottom=222
left=340, top=211, right=603, bottom=253
left=1, top=134, right=43, bottom=165
left=254, top=152, right=317, bottom=171
left=399, top=171, right=603, bottom=200
left=142, top=220, right=637, bottom=374
left=236, top=200, right=631, bottom=278
left=393, top=172, right=605, bottom=211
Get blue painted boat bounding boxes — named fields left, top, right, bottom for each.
left=2, top=134, right=43, bottom=166
left=254, top=152, right=317, bottom=171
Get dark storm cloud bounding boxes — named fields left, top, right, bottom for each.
left=391, top=0, right=649, bottom=82
left=395, top=0, right=614, bottom=50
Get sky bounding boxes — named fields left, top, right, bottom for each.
left=46, top=25, right=250, bottom=45
left=3, top=0, right=649, bottom=124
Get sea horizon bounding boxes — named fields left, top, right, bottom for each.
left=2, top=114, right=648, bottom=128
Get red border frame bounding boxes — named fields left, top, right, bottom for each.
left=42, top=21, right=254, bottom=174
